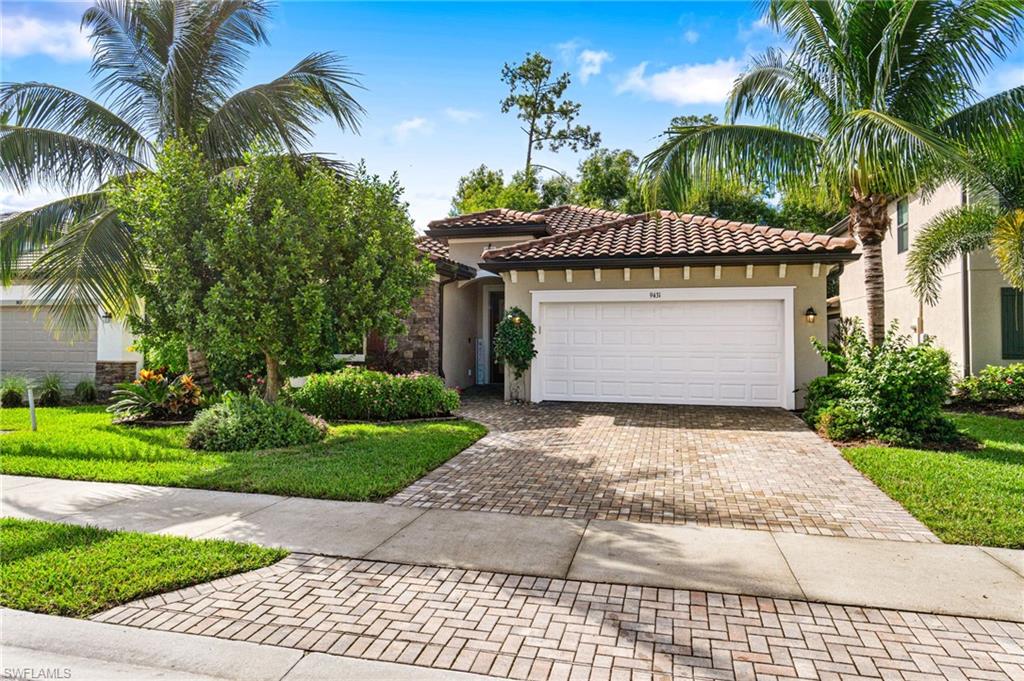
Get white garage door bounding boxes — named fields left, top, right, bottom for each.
left=536, top=298, right=788, bottom=407
left=1, top=306, right=97, bottom=385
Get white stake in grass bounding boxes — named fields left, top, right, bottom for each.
left=27, top=386, right=37, bottom=432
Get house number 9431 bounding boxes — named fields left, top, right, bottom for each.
left=649, top=291, right=662, bottom=299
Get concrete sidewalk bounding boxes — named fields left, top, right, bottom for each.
left=2, top=609, right=500, bottom=681
left=3, top=474, right=1022, bottom=622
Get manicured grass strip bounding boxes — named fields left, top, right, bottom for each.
left=0, top=518, right=287, bottom=617
left=842, top=413, right=1024, bottom=549
left=0, top=407, right=486, bottom=501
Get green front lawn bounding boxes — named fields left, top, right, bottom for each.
left=0, top=407, right=486, bottom=500
left=0, top=518, right=286, bottom=617
left=842, top=413, right=1024, bottom=548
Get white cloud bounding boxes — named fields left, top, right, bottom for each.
left=683, top=29, right=700, bottom=44
left=737, top=16, right=772, bottom=42
left=616, top=59, right=742, bottom=105
left=556, top=38, right=583, bottom=63
left=578, top=49, right=611, bottom=84
left=444, top=107, right=481, bottom=124
left=1, top=14, right=91, bottom=61
left=0, top=187, right=66, bottom=215
left=391, top=117, right=432, bottom=142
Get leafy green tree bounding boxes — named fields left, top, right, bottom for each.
left=0, top=0, right=363, bottom=380
left=643, top=0, right=1024, bottom=345
left=500, top=52, right=600, bottom=173
left=108, top=139, right=216, bottom=377
left=116, top=144, right=430, bottom=401
left=450, top=165, right=540, bottom=214
left=908, top=136, right=1024, bottom=303
left=540, top=175, right=576, bottom=208
left=206, top=154, right=431, bottom=400
left=450, top=165, right=505, bottom=214
left=574, top=149, right=640, bottom=210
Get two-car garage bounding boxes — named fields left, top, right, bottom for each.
left=530, top=288, right=795, bottom=409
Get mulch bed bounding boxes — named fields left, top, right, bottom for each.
left=948, top=403, right=1024, bottom=420
left=332, top=414, right=459, bottom=426
left=113, top=418, right=193, bottom=428
left=834, top=434, right=982, bottom=452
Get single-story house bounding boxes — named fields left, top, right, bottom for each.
left=828, top=181, right=1021, bottom=376
left=376, top=205, right=858, bottom=409
left=0, top=281, right=141, bottom=393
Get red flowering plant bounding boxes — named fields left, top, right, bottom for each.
left=108, top=368, right=203, bottom=422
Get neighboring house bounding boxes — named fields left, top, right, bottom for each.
left=1, top=278, right=141, bottom=394
left=829, top=182, right=1020, bottom=377
left=377, top=205, right=857, bottom=409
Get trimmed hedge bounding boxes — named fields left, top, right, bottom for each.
left=185, top=393, right=327, bottom=451
left=291, top=368, right=460, bottom=422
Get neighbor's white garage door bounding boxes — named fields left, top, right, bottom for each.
left=536, top=299, right=787, bottom=407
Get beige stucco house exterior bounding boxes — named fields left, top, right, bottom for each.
left=829, top=182, right=1021, bottom=376
left=390, top=205, right=858, bottom=409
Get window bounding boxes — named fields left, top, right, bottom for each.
left=896, top=198, right=909, bottom=253
left=1002, top=288, right=1024, bottom=360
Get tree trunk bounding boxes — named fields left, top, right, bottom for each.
left=186, top=347, right=215, bottom=393
left=264, top=352, right=282, bottom=402
left=850, top=193, right=891, bottom=346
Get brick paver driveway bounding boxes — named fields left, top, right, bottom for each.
left=98, top=554, right=1024, bottom=681
left=388, top=396, right=936, bottom=543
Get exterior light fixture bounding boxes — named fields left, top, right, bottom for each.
left=804, top=307, right=818, bottom=323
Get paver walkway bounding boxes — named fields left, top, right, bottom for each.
left=389, top=398, right=937, bottom=543
left=96, top=554, right=1024, bottom=681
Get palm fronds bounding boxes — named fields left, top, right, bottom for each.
left=907, top=204, right=1000, bottom=305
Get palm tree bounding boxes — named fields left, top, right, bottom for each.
left=908, top=137, right=1024, bottom=304
left=0, top=0, right=363, bottom=386
left=643, top=0, right=1024, bottom=345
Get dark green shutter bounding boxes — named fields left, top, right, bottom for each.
left=1002, top=288, right=1024, bottom=360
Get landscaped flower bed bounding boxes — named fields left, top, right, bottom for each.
left=290, top=368, right=460, bottom=422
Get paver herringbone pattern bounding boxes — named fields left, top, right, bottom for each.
left=96, top=554, right=1024, bottom=681
left=388, top=398, right=937, bottom=542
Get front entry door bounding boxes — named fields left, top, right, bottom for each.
left=488, top=291, right=505, bottom=384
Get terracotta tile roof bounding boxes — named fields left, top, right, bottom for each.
left=416, top=236, right=476, bottom=278
left=426, top=208, right=546, bottom=230
left=536, top=205, right=628, bottom=234
left=482, top=211, right=857, bottom=264
left=415, top=235, right=450, bottom=261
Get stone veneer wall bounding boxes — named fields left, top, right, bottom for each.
left=368, top=281, right=441, bottom=374
left=95, top=360, right=138, bottom=395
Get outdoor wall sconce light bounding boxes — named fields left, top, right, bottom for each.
left=804, top=307, right=818, bottom=323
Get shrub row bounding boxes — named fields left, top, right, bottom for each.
left=185, top=392, right=327, bottom=451
left=290, top=368, right=459, bottom=422
left=953, top=363, right=1024, bottom=406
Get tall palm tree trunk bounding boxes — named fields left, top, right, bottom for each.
left=850, top=193, right=891, bottom=346
left=186, top=347, right=215, bottom=393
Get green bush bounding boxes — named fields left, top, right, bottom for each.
left=811, top=320, right=956, bottom=447
left=1, top=376, right=26, bottom=407
left=185, top=393, right=327, bottom=451
left=74, top=380, right=98, bottom=403
left=816, top=404, right=864, bottom=441
left=802, top=374, right=850, bottom=428
left=291, top=367, right=460, bottom=421
left=37, top=374, right=63, bottom=407
left=953, top=363, right=1024, bottom=405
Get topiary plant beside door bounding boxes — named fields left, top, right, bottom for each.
left=492, top=306, right=538, bottom=402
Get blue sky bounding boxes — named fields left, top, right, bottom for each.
left=3, top=1, right=1023, bottom=228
